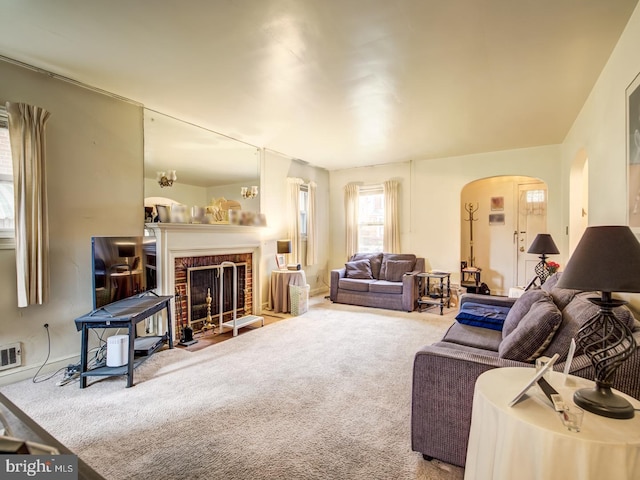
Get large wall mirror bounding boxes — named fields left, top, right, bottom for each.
left=143, top=109, right=260, bottom=219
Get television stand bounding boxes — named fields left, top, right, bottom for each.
left=74, top=293, right=173, bottom=388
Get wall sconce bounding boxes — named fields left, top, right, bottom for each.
left=241, top=186, right=258, bottom=198
left=157, top=170, right=177, bottom=188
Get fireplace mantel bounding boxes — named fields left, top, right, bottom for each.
left=145, top=223, right=265, bottom=336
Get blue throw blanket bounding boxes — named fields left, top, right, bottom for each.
left=455, top=302, right=510, bottom=331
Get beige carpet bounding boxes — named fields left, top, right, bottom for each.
left=1, top=298, right=464, bottom=480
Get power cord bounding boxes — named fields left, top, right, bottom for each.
left=32, top=323, right=65, bottom=384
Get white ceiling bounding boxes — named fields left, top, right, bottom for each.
left=0, top=0, right=637, bottom=172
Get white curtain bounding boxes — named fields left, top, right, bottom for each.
left=286, top=177, right=304, bottom=263
left=306, top=181, right=317, bottom=266
left=344, top=183, right=359, bottom=259
left=383, top=180, right=400, bottom=253
left=7, top=102, right=51, bottom=307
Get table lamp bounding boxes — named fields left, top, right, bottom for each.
left=527, top=233, right=560, bottom=284
left=276, top=239, right=292, bottom=270
left=557, top=225, right=640, bottom=419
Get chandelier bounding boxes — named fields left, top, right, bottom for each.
left=157, top=170, right=177, bottom=188
left=241, top=186, right=258, bottom=198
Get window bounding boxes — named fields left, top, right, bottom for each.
left=0, top=107, right=14, bottom=248
left=358, top=186, right=384, bottom=252
left=299, top=185, right=308, bottom=238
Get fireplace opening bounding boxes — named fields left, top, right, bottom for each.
left=187, top=263, right=247, bottom=331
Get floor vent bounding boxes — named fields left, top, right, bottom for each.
left=0, top=342, right=22, bottom=371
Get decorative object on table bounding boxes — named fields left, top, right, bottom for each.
left=546, top=261, right=560, bottom=275
left=156, top=169, right=177, bottom=188
left=508, top=353, right=559, bottom=407
left=527, top=233, right=560, bottom=285
left=557, top=225, right=640, bottom=419
left=276, top=239, right=291, bottom=270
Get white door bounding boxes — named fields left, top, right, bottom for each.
left=516, top=183, right=548, bottom=286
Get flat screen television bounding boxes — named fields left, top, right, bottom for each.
left=91, top=235, right=157, bottom=310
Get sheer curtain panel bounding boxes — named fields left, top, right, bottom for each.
left=306, top=181, right=317, bottom=266
left=286, top=177, right=304, bottom=263
left=7, top=102, right=51, bottom=307
left=383, top=180, right=400, bottom=253
left=344, top=183, right=359, bottom=259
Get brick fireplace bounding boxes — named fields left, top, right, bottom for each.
left=145, top=223, right=263, bottom=341
left=175, top=252, right=253, bottom=333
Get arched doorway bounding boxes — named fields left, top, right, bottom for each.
left=461, top=175, right=549, bottom=296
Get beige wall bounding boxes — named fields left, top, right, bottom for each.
left=562, top=3, right=640, bottom=312
left=329, top=146, right=562, bottom=287
left=0, top=60, right=144, bottom=385
left=262, top=149, right=331, bottom=301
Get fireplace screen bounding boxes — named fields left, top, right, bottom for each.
left=187, top=263, right=247, bottom=330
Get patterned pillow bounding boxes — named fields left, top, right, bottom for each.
left=502, top=289, right=549, bottom=339
left=384, top=260, right=416, bottom=282
left=345, top=259, right=373, bottom=279
left=350, top=253, right=383, bottom=279
left=541, top=272, right=581, bottom=311
left=498, top=296, right=562, bottom=362
left=380, top=254, right=416, bottom=280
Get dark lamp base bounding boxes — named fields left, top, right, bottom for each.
left=574, top=386, right=635, bottom=419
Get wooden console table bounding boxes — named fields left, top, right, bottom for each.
left=74, top=293, right=173, bottom=388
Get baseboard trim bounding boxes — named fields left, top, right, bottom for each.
left=0, top=354, right=79, bottom=387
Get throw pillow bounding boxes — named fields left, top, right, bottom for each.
left=384, top=259, right=416, bottom=282
left=542, top=292, right=637, bottom=361
left=345, top=259, right=374, bottom=279
left=379, top=253, right=416, bottom=280
left=498, top=296, right=562, bottom=362
left=350, top=253, right=383, bottom=279
left=501, top=289, right=549, bottom=339
left=541, top=272, right=580, bottom=311
left=455, top=302, right=511, bottom=331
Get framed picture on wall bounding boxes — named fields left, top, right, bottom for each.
left=627, top=71, right=640, bottom=232
left=489, top=213, right=505, bottom=225
left=491, top=196, right=504, bottom=211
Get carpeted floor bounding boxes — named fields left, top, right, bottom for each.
left=1, top=298, right=464, bottom=480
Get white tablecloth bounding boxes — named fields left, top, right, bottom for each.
left=464, top=368, right=640, bottom=480
left=269, top=270, right=306, bottom=313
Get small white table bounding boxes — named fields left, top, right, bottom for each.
left=269, top=270, right=306, bottom=313
left=464, top=368, right=640, bottom=480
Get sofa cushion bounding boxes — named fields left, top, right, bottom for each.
left=541, top=272, right=581, bottom=311
left=369, top=280, right=404, bottom=295
left=502, top=289, right=549, bottom=339
left=498, top=296, right=562, bottom=362
left=455, top=302, right=510, bottom=331
left=345, top=259, right=374, bottom=279
left=441, top=322, right=503, bottom=352
left=542, top=292, right=637, bottom=361
left=351, top=253, right=384, bottom=279
left=380, top=254, right=416, bottom=280
left=384, top=259, right=416, bottom=281
left=337, top=278, right=374, bottom=293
